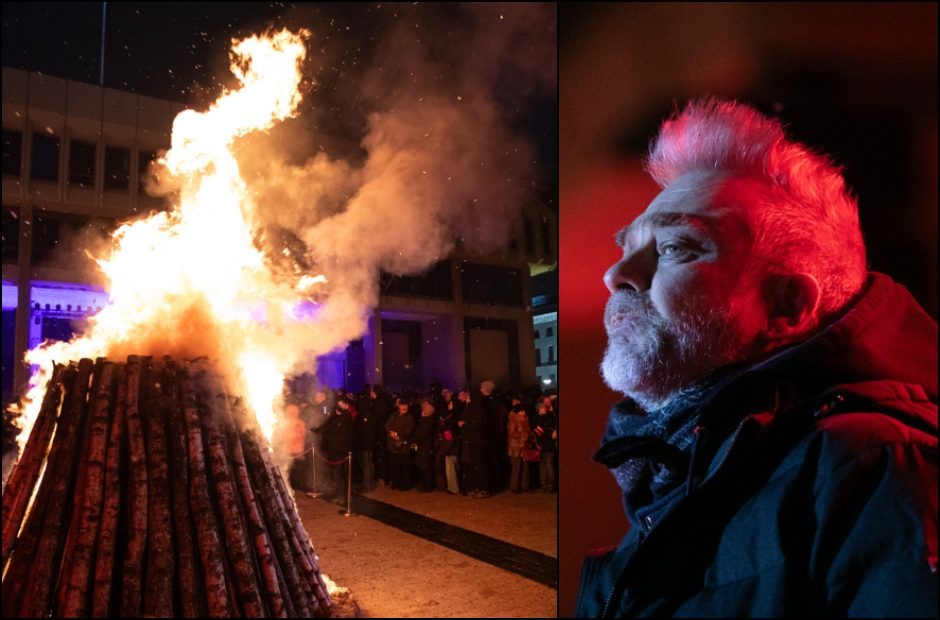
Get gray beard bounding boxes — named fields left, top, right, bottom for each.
left=600, top=291, right=749, bottom=411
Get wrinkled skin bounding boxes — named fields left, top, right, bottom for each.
left=601, top=170, right=771, bottom=410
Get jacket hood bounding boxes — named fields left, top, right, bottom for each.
left=750, top=272, right=937, bottom=429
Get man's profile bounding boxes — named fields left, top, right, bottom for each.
left=575, top=99, right=938, bottom=617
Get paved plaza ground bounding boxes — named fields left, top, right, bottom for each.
left=295, top=485, right=557, bottom=618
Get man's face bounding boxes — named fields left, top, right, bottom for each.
left=601, top=170, right=768, bottom=410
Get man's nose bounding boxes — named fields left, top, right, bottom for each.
left=604, top=251, right=653, bottom=293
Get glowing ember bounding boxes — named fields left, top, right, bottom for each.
left=18, top=29, right=318, bottom=449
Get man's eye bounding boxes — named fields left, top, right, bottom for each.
left=657, top=243, right=693, bottom=261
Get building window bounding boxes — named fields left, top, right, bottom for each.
left=546, top=326, right=553, bottom=337
left=380, top=259, right=453, bottom=299
left=31, top=133, right=60, bottom=182
left=2, top=130, right=22, bottom=176
left=524, top=219, right=535, bottom=255
left=69, top=140, right=96, bottom=188
left=535, top=348, right=541, bottom=365
left=542, top=218, right=552, bottom=257
left=548, top=345, right=555, bottom=363
left=534, top=329, right=540, bottom=339
left=550, top=373, right=556, bottom=384
left=139, top=150, right=156, bottom=193
left=104, top=146, right=130, bottom=190
left=2, top=207, right=19, bottom=262
left=31, top=213, right=114, bottom=266
left=461, top=262, right=523, bottom=306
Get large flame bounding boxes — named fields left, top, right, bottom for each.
left=19, top=29, right=316, bottom=449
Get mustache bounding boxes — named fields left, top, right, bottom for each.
left=604, top=291, right=657, bottom=333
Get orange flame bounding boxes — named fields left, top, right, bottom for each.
left=19, top=29, right=316, bottom=449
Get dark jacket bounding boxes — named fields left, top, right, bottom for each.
left=532, top=410, right=557, bottom=453
left=576, top=273, right=939, bottom=618
left=386, top=411, right=415, bottom=455
left=318, top=407, right=354, bottom=462
left=354, top=398, right=377, bottom=452
left=412, top=415, right=437, bottom=470
left=460, top=396, right=486, bottom=449
left=437, top=401, right=461, bottom=457
left=372, top=392, right=394, bottom=448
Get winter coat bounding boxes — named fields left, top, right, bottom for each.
left=460, top=397, right=486, bottom=448
left=436, top=403, right=461, bottom=457
left=412, top=415, right=437, bottom=470
left=354, top=399, right=377, bottom=451
left=386, top=411, right=415, bottom=455
left=507, top=409, right=530, bottom=458
left=575, top=273, right=939, bottom=618
left=532, top=411, right=556, bottom=453
left=372, top=392, right=394, bottom=447
left=318, top=408, right=354, bottom=462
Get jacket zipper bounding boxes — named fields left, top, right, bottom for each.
left=698, top=416, right=749, bottom=488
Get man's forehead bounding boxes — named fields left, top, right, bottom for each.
left=616, top=172, right=747, bottom=244
left=616, top=210, right=722, bottom=246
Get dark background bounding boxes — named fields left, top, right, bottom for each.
left=2, top=2, right=557, bottom=178
left=559, top=3, right=937, bottom=615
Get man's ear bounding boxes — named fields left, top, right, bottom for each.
left=761, top=273, right=821, bottom=344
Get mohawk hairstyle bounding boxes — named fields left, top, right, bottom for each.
left=646, top=98, right=867, bottom=318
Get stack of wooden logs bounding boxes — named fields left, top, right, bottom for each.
left=1, top=356, right=332, bottom=618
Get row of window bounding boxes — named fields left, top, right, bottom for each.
left=535, top=346, right=555, bottom=365
left=2, top=129, right=157, bottom=193
left=534, top=326, right=554, bottom=339
left=2, top=206, right=115, bottom=265
left=381, top=260, right=526, bottom=307
left=510, top=217, right=554, bottom=259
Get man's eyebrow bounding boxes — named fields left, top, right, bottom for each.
left=615, top=212, right=715, bottom=247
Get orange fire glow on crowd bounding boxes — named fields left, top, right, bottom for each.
left=19, top=29, right=319, bottom=449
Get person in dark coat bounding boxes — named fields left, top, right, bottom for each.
left=385, top=397, right=415, bottom=490
left=370, top=385, right=394, bottom=486
left=354, top=389, right=376, bottom=491
left=479, top=380, right=506, bottom=493
left=435, top=388, right=462, bottom=493
left=316, top=396, right=355, bottom=502
left=459, top=389, right=489, bottom=498
left=575, top=99, right=938, bottom=617
left=532, top=396, right=557, bottom=492
left=412, top=398, right=437, bottom=492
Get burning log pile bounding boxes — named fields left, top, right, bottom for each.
left=1, top=356, right=332, bottom=618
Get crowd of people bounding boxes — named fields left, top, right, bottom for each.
left=273, top=379, right=559, bottom=503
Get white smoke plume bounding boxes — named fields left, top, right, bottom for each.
left=232, top=3, right=556, bottom=375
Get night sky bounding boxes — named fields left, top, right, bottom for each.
left=2, top=2, right=557, bottom=182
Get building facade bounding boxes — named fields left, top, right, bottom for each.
left=2, top=68, right=556, bottom=405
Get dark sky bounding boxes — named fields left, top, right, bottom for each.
left=2, top=2, right=557, bottom=182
